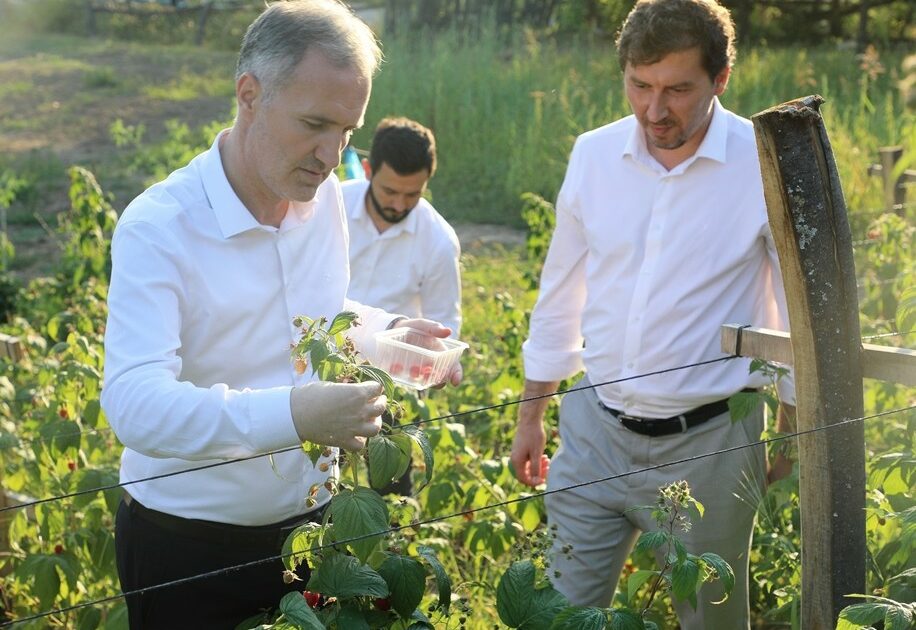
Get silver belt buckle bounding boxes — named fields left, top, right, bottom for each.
left=617, top=413, right=643, bottom=424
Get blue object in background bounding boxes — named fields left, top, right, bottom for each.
left=337, top=145, right=365, bottom=181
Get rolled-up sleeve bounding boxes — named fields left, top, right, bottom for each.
left=522, top=141, right=589, bottom=382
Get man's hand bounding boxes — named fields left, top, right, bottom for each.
left=291, top=380, right=386, bottom=451
left=510, top=379, right=559, bottom=487
left=394, top=317, right=463, bottom=386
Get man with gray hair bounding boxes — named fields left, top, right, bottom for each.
left=101, top=1, right=457, bottom=626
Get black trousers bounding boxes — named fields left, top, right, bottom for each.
left=115, top=497, right=322, bottom=629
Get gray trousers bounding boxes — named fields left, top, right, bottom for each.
left=545, top=376, right=765, bottom=629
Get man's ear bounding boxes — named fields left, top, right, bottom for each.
left=362, top=158, right=372, bottom=179
left=713, top=66, right=731, bottom=96
left=236, top=72, right=261, bottom=118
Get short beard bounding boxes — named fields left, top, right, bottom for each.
left=367, top=182, right=411, bottom=225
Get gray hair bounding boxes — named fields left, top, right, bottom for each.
left=236, top=0, right=382, bottom=100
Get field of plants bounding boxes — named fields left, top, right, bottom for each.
left=0, top=18, right=913, bottom=630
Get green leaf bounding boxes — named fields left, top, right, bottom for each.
left=367, top=433, right=412, bottom=491
left=278, top=591, right=325, bottom=629
left=728, top=391, right=760, bottom=423
left=328, top=311, right=359, bottom=336
left=548, top=606, right=608, bottom=629
left=72, top=467, right=119, bottom=510
left=885, top=603, right=915, bottom=630
left=281, top=522, right=325, bottom=572
left=496, top=560, right=569, bottom=629
left=307, top=338, right=331, bottom=376
left=330, top=487, right=389, bottom=563
left=700, top=552, right=735, bottom=599
left=838, top=601, right=887, bottom=626
left=608, top=609, right=646, bottom=630
left=401, top=424, right=434, bottom=489
left=305, top=553, right=389, bottom=599
left=626, top=570, right=658, bottom=603
left=896, top=284, right=916, bottom=333
left=17, top=554, right=62, bottom=610
left=634, top=530, right=667, bottom=554
left=358, top=364, right=395, bottom=400
left=378, top=554, right=427, bottom=618
left=417, top=545, right=452, bottom=612
left=671, top=559, right=700, bottom=608
left=335, top=604, right=372, bottom=630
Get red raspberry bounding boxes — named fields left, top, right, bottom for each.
left=409, top=364, right=421, bottom=379
left=373, top=597, right=391, bottom=611
left=302, top=590, right=321, bottom=607
left=389, top=362, right=403, bottom=375
left=54, top=544, right=64, bottom=555
left=58, top=408, right=68, bottom=419
left=67, top=461, right=76, bottom=471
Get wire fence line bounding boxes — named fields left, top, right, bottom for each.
left=4, top=402, right=913, bottom=628
left=1, top=356, right=737, bottom=515
left=3, top=325, right=914, bottom=453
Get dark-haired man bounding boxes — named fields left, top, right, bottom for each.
left=343, top=117, right=461, bottom=336
left=510, top=0, right=796, bottom=627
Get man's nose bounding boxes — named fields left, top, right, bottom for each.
left=647, top=93, right=668, bottom=122
left=315, top=133, right=344, bottom=170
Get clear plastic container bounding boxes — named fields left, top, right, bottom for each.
left=373, top=327, right=468, bottom=390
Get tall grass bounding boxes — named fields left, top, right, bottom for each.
left=361, top=28, right=911, bottom=229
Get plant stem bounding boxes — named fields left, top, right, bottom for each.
left=641, top=504, right=680, bottom=616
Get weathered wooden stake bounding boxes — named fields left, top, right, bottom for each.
left=752, top=95, right=866, bottom=629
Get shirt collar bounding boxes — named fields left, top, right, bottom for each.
left=201, top=129, right=319, bottom=239
left=621, top=96, right=728, bottom=167
left=350, top=179, right=419, bottom=237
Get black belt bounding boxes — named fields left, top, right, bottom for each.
left=600, top=389, right=756, bottom=437
left=123, top=492, right=327, bottom=550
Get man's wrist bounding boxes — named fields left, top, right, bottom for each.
left=387, top=316, right=407, bottom=329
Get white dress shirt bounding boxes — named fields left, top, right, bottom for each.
left=342, top=179, right=462, bottom=335
left=102, top=131, right=396, bottom=525
left=523, top=99, right=795, bottom=418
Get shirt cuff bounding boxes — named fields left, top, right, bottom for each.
left=522, top=339, right=584, bottom=382
left=247, top=386, right=301, bottom=452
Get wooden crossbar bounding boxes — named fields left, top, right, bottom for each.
left=721, top=324, right=916, bottom=387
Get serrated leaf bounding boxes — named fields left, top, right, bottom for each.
left=700, top=552, right=735, bottom=599
left=335, top=604, right=372, bottom=629
left=330, top=487, right=388, bottom=563
left=608, top=609, right=646, bottom=630
left=548, top=606, right=608, bottom=629
left=328, top=311, right=359, bottom=336
left=885, top=603, right=915, bottom=630
left=728, top=391, right=760, bottom=423
left=308, top=338, right=331, bottom=376
left=278, top=592, right=325, bottom=629
left=305, top=553, right=388, bottom=599
left=282, top=522, right=325, bottom=572
left=73, top=467, right=119, bottom=510
left=896, top=284, right=916, bottom=333
left=367, top=434, right=412, bottom=491
left=496, top=560, right=568, bottom=629
left=838, top=601, right=886, bottom=625
left=378, top=554, right=427, bottom=618
left=17, top=555, right=61, bottom=610
left=358, top=364, right=395, bottom=400
left=626, top=569, right=658, bottom=603
left=671, top=559, right=701, bottom=607
left=417, top=545, right=451, bottom=611
left=634, top=530, right=667, bottom=554
left=401, top=425, right=434, bottom=489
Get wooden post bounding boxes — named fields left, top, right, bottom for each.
left=878, top=146, right=905, bottom=215
left=752, top=95, right=866, bottom=629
